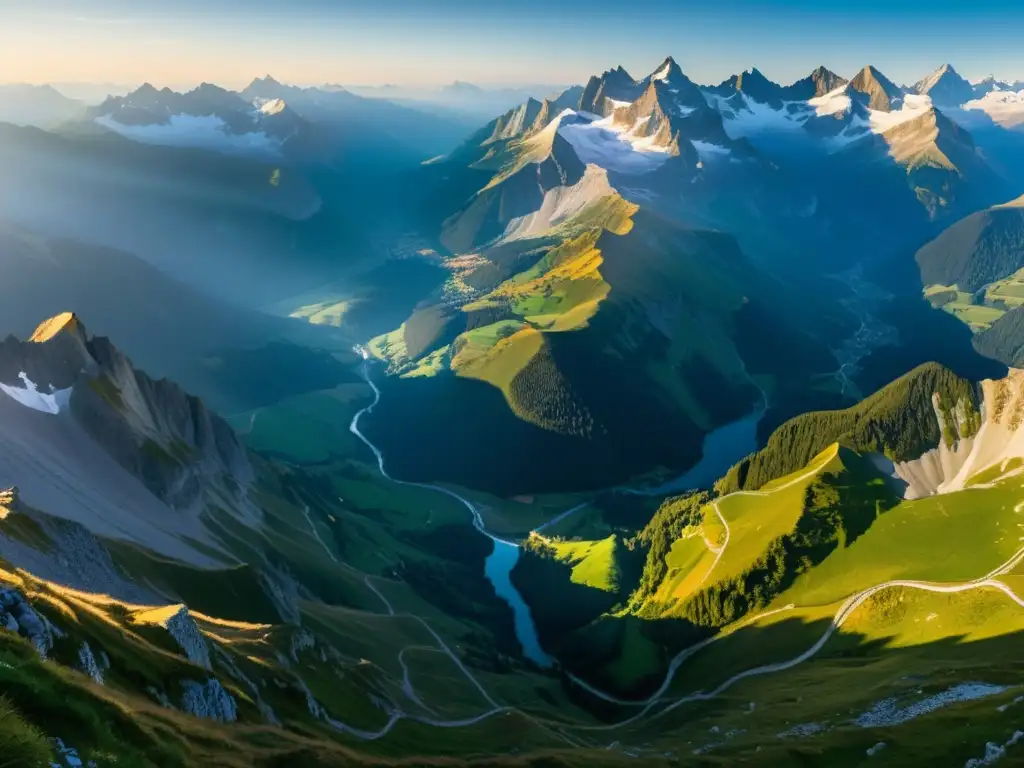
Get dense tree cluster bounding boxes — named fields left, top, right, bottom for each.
left=463, top=302, right=516, bottom=331
left=683, top=453, right=894, bottom=627
left=511, top=543, right=623, bottom=646
left=508, top=345, right=596, bottom=437
left=974, top=305, right=1024, bottom=366
left=916, top=206, right=1024, bottom=293
left=717, top=363, right=979, bottom=494
left=628, top=492, right=711, bottom=612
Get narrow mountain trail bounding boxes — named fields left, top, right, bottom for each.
left=398, top=646, right=440, bottom=715
left=323, top=351, right=1024, bottom=744
left=697, top=502, right=730, bottom=587
left=285, top=361, right=517, bottom=732
left=363, top=577, right=395, bottom=616
left=565, top=543, right=1024, bottom=731
left=649, top=566, right=1024, bottom=724
left=299, top=499, right=497, bottom=712
left=533, top=502, right=589, bottom=534
left=696, top=450, right=833, bottom=587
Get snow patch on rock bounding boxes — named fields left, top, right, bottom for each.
left=0, top=372, right=71, bottom=415
left=692, top=140, right=732, bottom=160
left=559, top=114, right=672, bottom=175
left=809, top=86, right=852, bottom=117
left=95, top=114, right=281, bottom=156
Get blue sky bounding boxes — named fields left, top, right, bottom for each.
left=2, top=0, right=1023, bottom=88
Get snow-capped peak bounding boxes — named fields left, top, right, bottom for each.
left=257, top=98, right=287, bottom=116
left=651, top=56, right=679, bottom=83
left=808, top=84, right=853, bottom=117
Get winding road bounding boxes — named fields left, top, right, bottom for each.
left=560, top=446, right=1024, bottom=721
left=296, top=348, right=1024, bottom=744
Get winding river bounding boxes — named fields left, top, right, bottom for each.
left=348, top=349, right=554, bottom=667
left=627, top=385, right=768, bottom=497
left=349, top=348, right=777, bottom=667
left=344, top=265, right=897, bottom=674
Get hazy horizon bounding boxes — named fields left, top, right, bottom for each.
left=4, top=0, right=1024, bottom=91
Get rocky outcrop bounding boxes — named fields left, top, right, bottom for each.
left=1, top=313, right=253, bottom=514
left=784, top=66, right=849, bottom=100
left=893, top=392, right=979, bottom=498
left=295, top=676, right=328, bottom=720
left=289, top=628, right=316, bottom=663
left=849, top=65, right=905, bottom=112
left=580, top=65, right=644, bottom=116
left=158, top=605, right=211, bottom=669
left=48, top=737, right=96, bottom=768
left=935, top=370, right=1024, bottom=493
left=180, top=678, right=238, bottom=722
left=259, top=566, right=302, bottom=626
left=0, top=587, right=64, bottom=657
left=213, top=645, right=279, bottom=725
left=0, top=504, right=155, bottom=605
left=77, top=641, right=104, bottom=685
left=895, top=370, right=1024, bottom=497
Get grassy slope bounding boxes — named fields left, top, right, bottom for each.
left=780, top=473, right=1024, bottom=608
left=544, top=535, right=622, bottom=593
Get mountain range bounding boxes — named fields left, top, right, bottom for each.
left=4, top=50, right=1024, bottom=767
left=81, top=76, right=475, bottom=167
left=358, top=57, right=1023, bottom=494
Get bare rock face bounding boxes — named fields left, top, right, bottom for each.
left=180, top=678, right=238, bottom=722
left=159, top=605, right=211, bottom=670
left=259, top=566, right=301, bottom=626
left=0, top=587, right=64, bottom=657
left=0, top=312, right=93, bottom=392
left=213, top=645, right=279, bottom=725
left=1, top=313, right=253, bottom=512
left=289, top=628, right=316, bottom=663
left=0, top=486, right=19, bottom=516
left=295, top=676, right=328, bottom=720
left=77, top=641, right=104, bottom=685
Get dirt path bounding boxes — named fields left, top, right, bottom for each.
left=566, top=543, right=1024, bottom=730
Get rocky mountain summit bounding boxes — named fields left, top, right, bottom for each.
left=0, top=312, right=251, bottom=511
